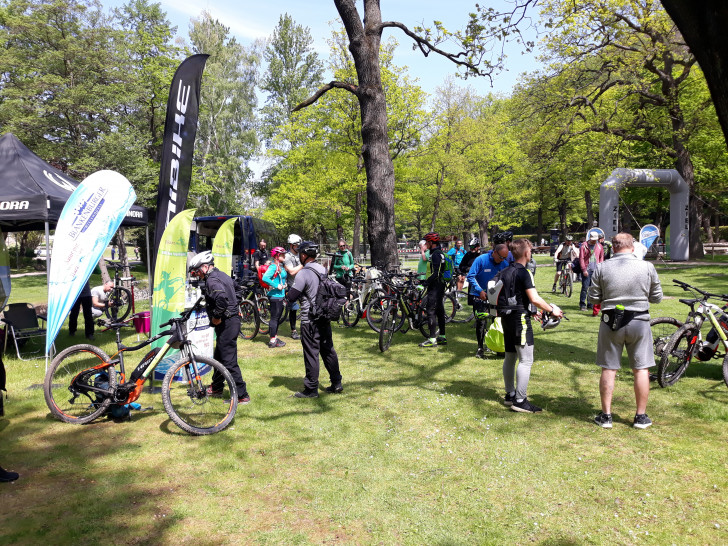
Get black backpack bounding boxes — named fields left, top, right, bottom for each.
left=307, top=265, right=348, bottom=321
left=487, top=264, right=527, bottom=315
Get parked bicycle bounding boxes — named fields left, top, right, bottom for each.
left=104, top=260, right=136, bottom=321
left=378, top=272, right=430, bottom=352
left=44, top=297, right=238, bottom=435
left=339, top=265, right=385, bottom=328
left=234, top=277, right=268, bottom=340
left=657, top=279, right=728, bottom=387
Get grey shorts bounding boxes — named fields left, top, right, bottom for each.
left=596, top=317, right=654, bottom=370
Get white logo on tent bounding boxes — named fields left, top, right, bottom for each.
left=43, top=170, right=76, bottom=192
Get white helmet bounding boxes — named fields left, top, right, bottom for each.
left=541, top=304, right=563, bottom=330
left=189, top=250, right=214, bottom=272
left=288, top=233, right=302, bottom=245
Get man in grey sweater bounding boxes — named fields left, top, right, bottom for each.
left=588, top=232, right=663, bottom=429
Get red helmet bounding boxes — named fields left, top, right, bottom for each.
left=270, top=246, right=286, bottom=258
left=424, top=232, right=440, bottom=243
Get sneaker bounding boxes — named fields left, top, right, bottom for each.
left=475, top=348, right=485, bottom=359
left=294, top=390, right=319, bottom=398
left=551, top=285, right=556, bottom=293
left=436, top=336, right=447, bottom=345
left=511, top=398, right=542, bottom=413
left=419, top=338, right=437, bottom=347
left=633, top=413, right=652, bottom=429
left=504, top=392, right=515, bottom=407
left=290, top=330, right=301, bottom=340
left=268, top=338, right=286, bottom=348
left=594, top=412, right=613, bottom=428
left=325, top=384, right=343, bottom=394
left=580, top=305, right=587, bottom=311
left=0, top=467, right=19, bottom=482
left=238, top=396, right=251, bottom=404
left=206, top=386, right=223, bottom=397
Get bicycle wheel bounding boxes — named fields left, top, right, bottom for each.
left=238, top=299, right=259, bottom=340
left=417, top=305, right=430, bottom=338
left=450, top=290, right=474, bottom=323
left=341, top=299, right=361, bottom=327
left=564, top=274, right=573, bottom=298
left=104, top=286, right=132, bottom=321
left=650, top=317, right=683, bottom=364
left=257, top=295, right=271, bottom=326
left=161, top=355, right=238, bottom=435
left=366, top=296, right=389, bottom=333
left=443, top=292, right=457, bottom=323
left=379, top=306, right=397, bottom=352
left=44, top=344, right=115, bottom=424
left=722, top=352, right=728, bottom=389
left=658, top=324, right=697, bottom=387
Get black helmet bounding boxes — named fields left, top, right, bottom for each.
left=469, top=236, right=480, bottom=248
left=493, top=231, right=513, bottom=245
left=298, top=241, right=318, bottom=257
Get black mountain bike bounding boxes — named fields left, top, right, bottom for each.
left=378, top=273, right=430, bottom=352
left=44, top=298, right=238, bottom=435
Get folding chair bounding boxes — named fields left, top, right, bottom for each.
left=1, top=303, right=55, bottom=361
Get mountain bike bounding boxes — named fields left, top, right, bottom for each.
left=339, top=265, right=385, bottom=328
left=44, top=298, right=238, bottom=435
left=445, top=284, right=473, bottom=323
left=555, top=260, right=573, bottom=298
left=658, top=279, right=728, bottom=388
left=378, top=273, right=430, bottom=352
left=104, top=260, right=135, bottom=321
left=234, top=277, right=266, bottom=340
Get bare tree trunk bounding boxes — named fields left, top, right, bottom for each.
left=559, top=200, right=567, bottom=236
left=430, top=168, right=445, bottom=231
left=702, top=211, right=714, bottom=243
left=353, top=190, right=362, bottom=259
left=478, top=219, right=489, bottom=248
left=115, top=228, right=130, bottom=277
left=536, top=206, right=543, bottom=244
left=98, top=258, right=111, bottom=284
left=585, top=190, right=594, bottom=227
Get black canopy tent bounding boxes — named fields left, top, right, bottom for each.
left=0, top=133, right=152, bottom=305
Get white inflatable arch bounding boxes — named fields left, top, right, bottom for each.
left=598, top=168, right=689, bottom=261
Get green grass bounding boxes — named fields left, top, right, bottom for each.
left=1, top=262, right=727, bottom=544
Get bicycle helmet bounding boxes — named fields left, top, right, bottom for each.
left=493, top=231, right=514, bottom=245
left=541, top=304, right=563, bottom=330
left=188, top=250, right=214, bottom=272
left=298, top=240, right=318, bottom=257
left=469, top=237, right=480, bottom=248
left=424, top=232, right=440, bottom=243
left=270, top=246, right=286, bottom=258
left=288, top=233, right=302, bottom=245
left=565, top=234, right=573, bottom=241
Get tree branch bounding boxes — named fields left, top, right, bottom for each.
left=292, top=81, right=360, bottom=112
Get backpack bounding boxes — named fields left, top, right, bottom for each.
left=307, top=265, right=348, bottom=321
left=258, top=262, right=278, bottom=290
left=437, top=250, right=456, bottom=283
left=486, top=265, right=525, bottom=315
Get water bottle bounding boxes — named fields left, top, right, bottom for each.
left=612, top=304, right=625, bottom=331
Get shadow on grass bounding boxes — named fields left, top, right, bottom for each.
left=0, top=404, right=180, bottom=543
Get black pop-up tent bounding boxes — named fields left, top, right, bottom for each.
left=0, top=133, right=152, bottom=308
left=0, top=133, right=149, bottom=232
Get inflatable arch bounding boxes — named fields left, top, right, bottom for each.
left=598, top=168, right=689, bottom=262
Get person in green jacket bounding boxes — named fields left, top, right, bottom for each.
left=333, top=239, right=354, bottom=289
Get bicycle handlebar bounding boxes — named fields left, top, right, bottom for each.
left=672, top=279, right=728, bottom=301
left=159, top=297, right=205, bottom=328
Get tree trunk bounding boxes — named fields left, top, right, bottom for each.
left=661, top=1, right=728, bottom=148
left=430, top=168, right=445, bottom=231
left=585, top=190, right=594, bottom=228
left=352, top=190, right=362, bottom=259
left=478, top=219, right=490, bottom=248
left=115, top=228, right=130, bottom=278
left=702, top=211, right=714, bottom=244
left=336, top=0, right=399, bottom=270
left=559, top=200, right=567, bottom=237
left=536, top=206, right=543, bottom=244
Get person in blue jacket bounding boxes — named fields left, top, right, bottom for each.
left=466, top=243, right=510, bottom=358
left=447, top=239, right=466, bottom=291
left=263, top=246, right=288, bottom=348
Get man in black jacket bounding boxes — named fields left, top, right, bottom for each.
left=189, top=251, right=249, bottom=404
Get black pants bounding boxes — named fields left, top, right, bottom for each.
left=301, top=319, right=342, bottom=391
left=268, top=297, right=284, bottom=338
left=69, top=296, right=94, bottom=337
left=426, top=282, right=446, bottom=338
left=212, top=316, right=247, bottom=398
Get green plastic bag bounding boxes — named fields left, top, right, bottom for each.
left=484, top=317, right=505, bottom=353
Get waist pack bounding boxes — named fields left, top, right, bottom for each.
left=601, top=308, right=648, bottom=331
left=308, top=267, right=348, bottom=321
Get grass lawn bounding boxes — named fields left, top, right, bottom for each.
left=1, top=260, right=727, bottom=544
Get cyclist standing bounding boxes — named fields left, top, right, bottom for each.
left=579, top=232, right=604, bottom=311
left=263, top=247, right=288, bottom=348
left=284, top=234, right=304, bottom=340
left=459, top=237, right=481, bottom=277
left=253, top=239, right=269, bottom=271
left=189, top=251, right=250, bottom=404
left=332, top=239, right=354, bottom=289
left=420, top=232, right=447, bottom=348
left=447, top=239, right=466, bottom=291
left=466, top=243, right=510, bottom=358
left=286, top=241, right=343, bottom=398
left=552, top=235, right=578, bottom=293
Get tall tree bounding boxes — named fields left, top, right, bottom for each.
left=188, top=11, right=260, bottom=214
left=260, top=13, right=324, bottom=146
